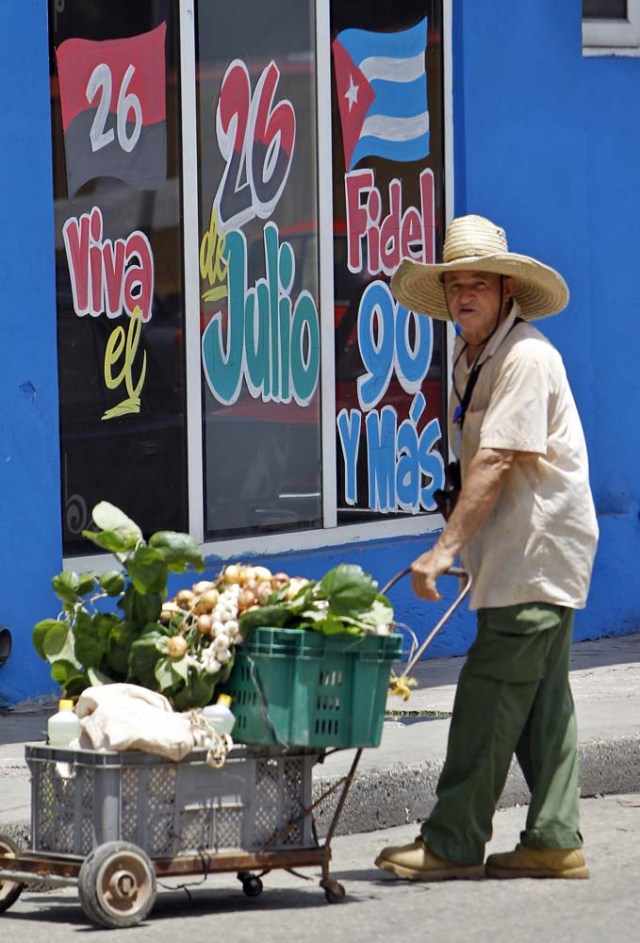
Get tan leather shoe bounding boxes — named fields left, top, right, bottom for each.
left=485, top=844, right=589, bottom=879
left=375, top=838, right=484, bottom=881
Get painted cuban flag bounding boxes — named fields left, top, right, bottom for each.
left=332, top=18, right=429, bottom=172
left=55, top=24, right=167, bottom=198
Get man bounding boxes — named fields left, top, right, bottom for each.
left=375, top=214, right=599, bottom=881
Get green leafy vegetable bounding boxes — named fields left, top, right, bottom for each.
left=149, top=531, right=206, bottom=572
left=99, top=571, right=126, bottom=596
left=239, top=563, right=393, bottom=639
left=318, top=564, right=379, bottom=615
left=32, top=503, right=208, bottom=708
left=91, top=502, right=142, bottom=545
left=34, top=520, right=394, bottom=713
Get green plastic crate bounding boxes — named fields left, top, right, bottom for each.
left=223, top=628, right=403, bottom=748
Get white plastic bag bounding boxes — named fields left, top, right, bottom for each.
left=75, top=683, right=197, bottom=761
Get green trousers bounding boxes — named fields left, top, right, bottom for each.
left=422, top=603, right=582, bottom=866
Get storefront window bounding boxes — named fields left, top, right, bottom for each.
left=195, top=2, right=323, bottom=538
left=331, top=2, right=448, bottom=523
left=49, top=0, right=188, bottom=555
left=48, top=1, right=449, bottom=557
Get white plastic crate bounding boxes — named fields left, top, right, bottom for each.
left=26, top=744, right=317, bottom=858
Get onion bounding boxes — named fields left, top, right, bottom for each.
left=195, top=589, right=220, bottom=614
left=176, top=589, right=195, bottom=610
left=237, top=588, right=257, bottom=611
left=239, top=566, right=257, bottom=585
left=271, top=572, right=290, bottom=589
left=167, top=636, right=188, bottom=658
left=256, top=582, right=273, bottom=606
left=252, top=566, right=272, bottom=582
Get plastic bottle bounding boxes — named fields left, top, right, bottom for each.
left=202, top=694, right=236, bottom=736
left=47, top=698, right=81, bottom=747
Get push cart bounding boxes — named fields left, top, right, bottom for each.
left=0, top=567, right=470, bottom=929
left=0, top=743, right=357, bottom=927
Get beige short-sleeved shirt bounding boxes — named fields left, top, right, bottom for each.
left=450, top=304, right=599, bottom=611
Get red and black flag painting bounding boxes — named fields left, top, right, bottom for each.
left=55, top=23, right=167, bottom=198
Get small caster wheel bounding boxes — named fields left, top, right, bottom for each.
left=241, top=875, right=264, bottom=898
left=0, top=833, right=25, bottom=913
left=321, top=878, right=346, bottom=903
left=78, top=841, right=156, bottom=929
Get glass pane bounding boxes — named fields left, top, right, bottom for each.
left=49, top=0, right=188, bottom=554
left=331, top=2, right=448, bottom=523
left=196, top=1, right=322, bottom=538
left=583, top=1, right=627, bottom=18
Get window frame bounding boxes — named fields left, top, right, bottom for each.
left=63, top=0, right=454, bottom=572
left=583, top=0, right=640, bottom=55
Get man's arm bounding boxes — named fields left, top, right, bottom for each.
left=412, top=447, right=515, bottom=600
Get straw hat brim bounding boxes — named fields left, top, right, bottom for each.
left=391, top=253, right=569, bottom=321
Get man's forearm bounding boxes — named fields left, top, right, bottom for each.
left=436, top=447, right=515, bottom=558
left=410, top=447, right=516, bottom=601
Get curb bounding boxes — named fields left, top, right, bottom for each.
left=311, top=734, right=640, bottom=838
left=2, top=736, right=639, bottom=846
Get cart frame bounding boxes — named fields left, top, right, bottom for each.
left=0, top=743, right=363, bottom=926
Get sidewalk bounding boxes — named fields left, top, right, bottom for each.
left=1, top=633, right=639, bottom=838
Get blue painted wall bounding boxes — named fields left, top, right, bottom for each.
left=452, top=0, right=623, bottom=644
left=1, top=0, right=637, bottom=705
left=0, top=2, right=63, bottom=704
left=582, top=47, right=640, bottom=637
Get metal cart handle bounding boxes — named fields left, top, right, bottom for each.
left=380, top=565, right=472, bottom=677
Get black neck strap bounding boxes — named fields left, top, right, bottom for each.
left=453, top=316, right=524, bottom=431
left=452, top=356, right=483, bottom=431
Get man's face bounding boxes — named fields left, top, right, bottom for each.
left=443, top=271, right=513, bottom=345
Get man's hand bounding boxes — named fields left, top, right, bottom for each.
left=410, top=545, right=457, bottom=601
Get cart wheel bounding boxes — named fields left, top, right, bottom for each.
left=78, top=841, right=156, bottom=929
left=0, top=833, right=24, bottom=913
left=321, top=878, right=346, bottom=903
left=241, top=874, right=263, bottom=898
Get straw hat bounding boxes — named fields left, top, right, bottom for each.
left=391, top=215, right=569, bottom=320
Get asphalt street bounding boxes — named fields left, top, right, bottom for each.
left=1, top=793, right=639, bottom=941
